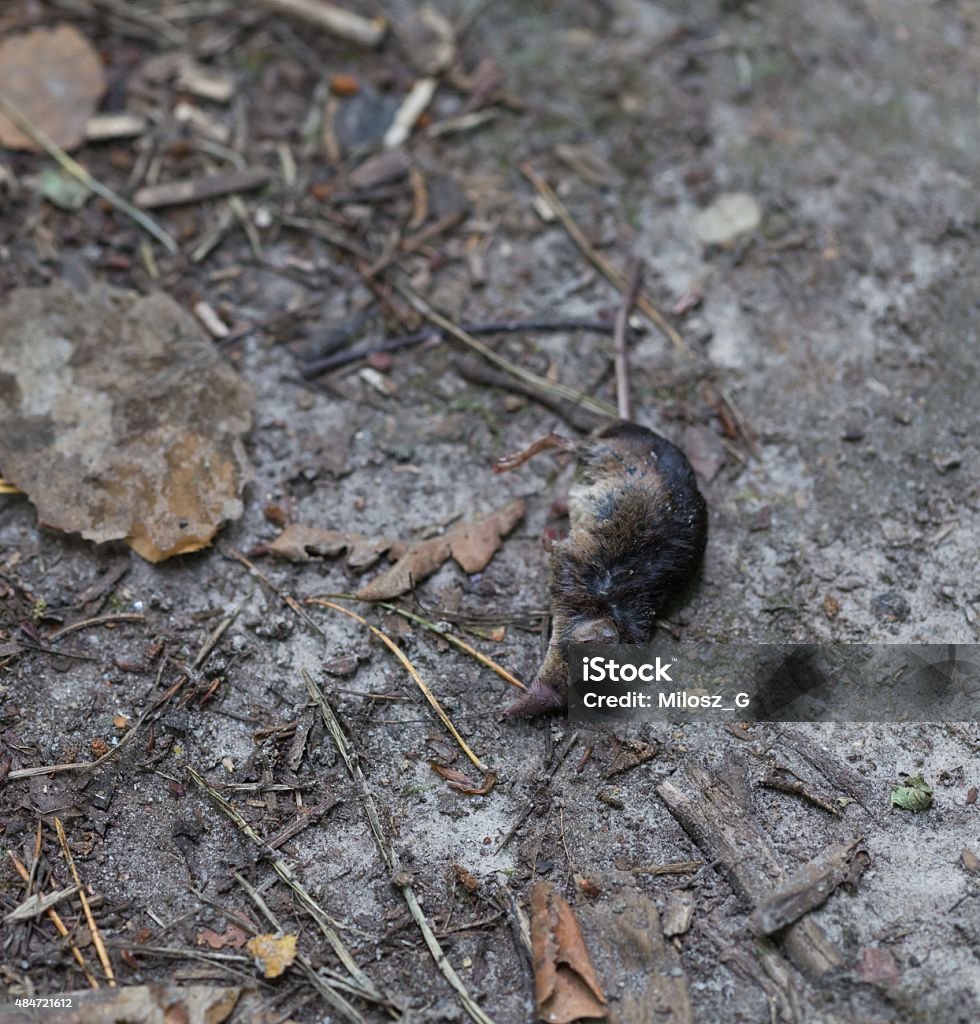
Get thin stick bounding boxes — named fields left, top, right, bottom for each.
left=520, top=163, right=686, bottom=353
left=306, top=675, right=496, bottom=1024
left=301, top=318, right=615, bottom=378
left=614, top=261, right=644, bottom=421
left=0, top=91, right=177, bottom=254
left=393, top=280, right=617, bottom=419
left=54, top=819, right=116, bottom=986
left=307, top=599, right=488, bottom=771
left=46, top=613, right=145, bottom=642
left=7, top=851, right=99, bottom=988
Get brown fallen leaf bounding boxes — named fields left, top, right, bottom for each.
left=12, top=985, right=240, bottom=1024
left=266, top=524, right=394, bottom=570
left=605, top=737, right=659, bottom=778
left=530, top=882, right=607, bottom=1024
left=453, top=864, right=479, bottom=893
left=246, top=933, right=298, bottom=979
left=0, top=284, right=253, bottom=562
left=197, top=924, right=249, bottom=950
left=356, top=499, right=525, bottom=600
left=430, top=762, right=498, bottom=795
left=0, top=25, right=106, bottom=152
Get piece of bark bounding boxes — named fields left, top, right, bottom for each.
left=579, top=892, right=692, bottom=1024
left=134, top=168, right=271, bottom=209
left=750, top=840, right=865, bottom=935
left=657, top=760, right=845, bottom=979
left=661, top=890, right=695, bottom=938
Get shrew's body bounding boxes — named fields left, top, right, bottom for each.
left=495, top=421, right=707, bottom=717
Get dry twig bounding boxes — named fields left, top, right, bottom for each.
left=7, top=851, right=98, bottom=988
left=613, top=261, right=644, bottom=421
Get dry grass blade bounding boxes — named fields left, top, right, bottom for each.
left=521, top=163, right=687, bottom=353
left=55, top=818, right=116, bottom=986
left=184, top=766, right=389, bottom=1011
left=307, top=598, right=489, bottom=771
left=305, top=673, right=497, bottom=1024
left=7, top=851, right=98, bottom=988
left=393, top=279, right=617, bottom=420
left=0, top=90, right=177, bottom=254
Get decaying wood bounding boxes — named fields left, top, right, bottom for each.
left=579, top=893, right=693, bottom=1024
left=255, top=0, right=386, bottom=47
left=774, top=728, right=879, bottom=813
left=750, top=839, right=867, bottom=936
left=656, top=760, right=845, bottom=980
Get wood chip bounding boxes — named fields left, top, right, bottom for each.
left=384, top=77, right=437, bottom=149
left=85, top=112, right=148, bottom=142
left=255, top=0, right=386, bottom=47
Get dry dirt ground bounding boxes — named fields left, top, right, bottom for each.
left=1, top=1, right=979, bottom=1023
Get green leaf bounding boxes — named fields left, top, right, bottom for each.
left=890, top=773, right=933, bottom=812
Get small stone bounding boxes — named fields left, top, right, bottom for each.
left=871, top=591, right=909, bottom=623
left=693, top=192, right=762, bottom=245
left=932, top=451, right=963, bottom=473
left=842, top=424, right=865, bottom=442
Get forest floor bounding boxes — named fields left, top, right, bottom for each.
left=0, top=1, right=978, bottom=1023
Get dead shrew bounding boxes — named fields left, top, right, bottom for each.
left=494, top=421, right=707, bottom=717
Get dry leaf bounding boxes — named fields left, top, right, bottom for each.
left=605, top=737, right=659, bottom=778
left=430, top=762, right=498, bottom=795
left=247, top=933, right=297, bottom=979
left=356, top=499, right=525, bottom=600
left=0, top=25, right=106, bottom=152
left=266, top=524, right=393, bottom=570
left=18, top=985, right=240, bottom=1024
left=453, top=864, right=479, bottom=893
left=198, top=924, right=249, bottom=950
left=530, top=882, right=607, bottom=1023
left=0, top=284, right=252, bottom=562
